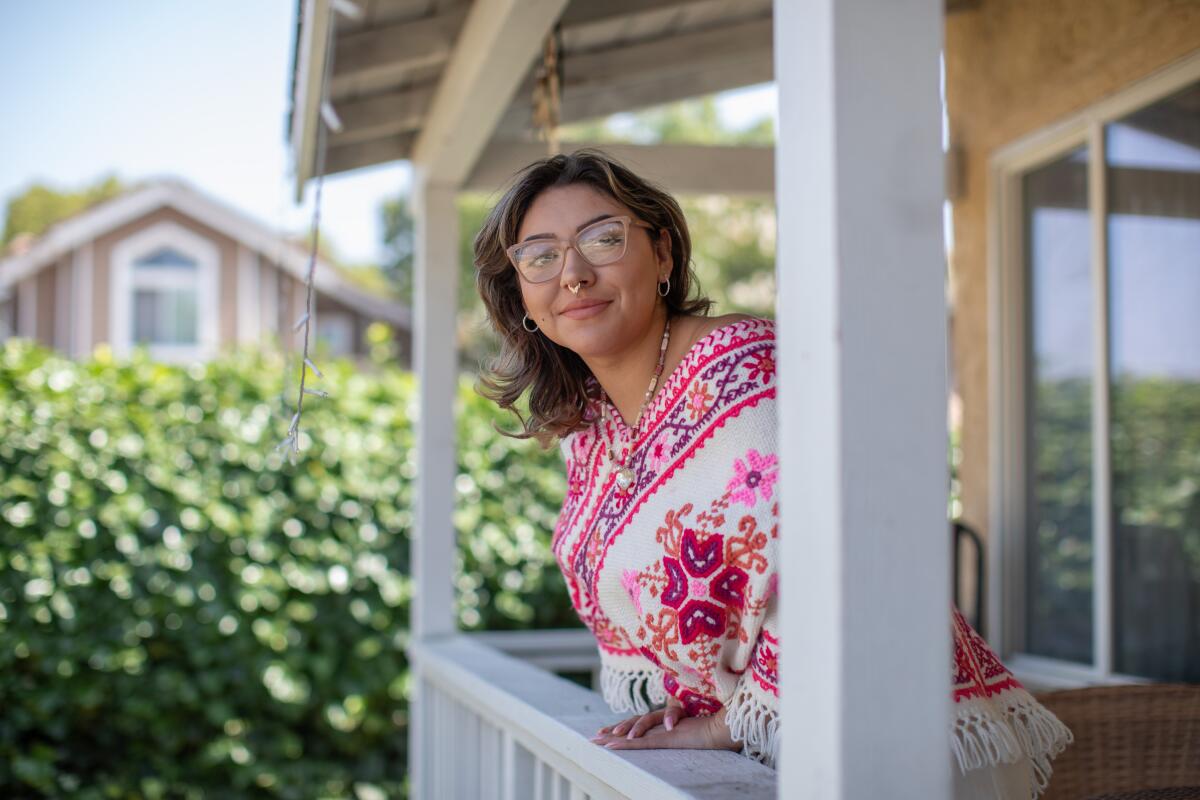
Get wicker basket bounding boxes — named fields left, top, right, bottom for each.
left=1086, top=788, right=1200, bottom=800
left=1034, top=684, right=1200, bottom=800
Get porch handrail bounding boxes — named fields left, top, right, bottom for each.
left=409, top=635, right=777, bottom=799
left=469, top=627, right=601, bottom=674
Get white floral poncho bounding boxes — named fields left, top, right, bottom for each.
left=552, top=317, right=1072, bottom=796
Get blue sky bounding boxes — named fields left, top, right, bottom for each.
left=0, top=2, right=775, bottom=266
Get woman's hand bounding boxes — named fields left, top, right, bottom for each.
left=590, top=701, right=742, bottom=753
left=594, top=695, right=686, bottom=740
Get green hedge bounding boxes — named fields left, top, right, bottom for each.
left=0, top=333, right=577, bottom=798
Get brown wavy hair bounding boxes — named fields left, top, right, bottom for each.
left=473, top=148, right=713, bottom=448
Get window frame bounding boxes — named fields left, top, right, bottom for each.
left=110, top=221, right=220, bottom=363
left=988, top=50, right=1200, bottom=689
left=315, top=310, right=355, bottom=357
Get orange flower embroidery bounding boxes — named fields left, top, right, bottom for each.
left=685, top=382, right=715, bottom=421
left=644, top=608, right=682, bottom=662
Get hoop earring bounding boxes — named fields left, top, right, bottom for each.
left=657, top=277, right=671, bottom=297
left=522, top=313, right=539, bottom=332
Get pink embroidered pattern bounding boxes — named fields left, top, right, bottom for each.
left=663, top=673, right=724, bottom=717
left=553, top=317, right=782, bottom=697
left=627, top=468, right=776, bottom=699
left=621, top=568, right=644, bottom=615
left=645, top=428, right=673, bottom=473
left=726, top=448, right=779, bottom=507
left=567, top=321, right=779, bottom=601
left=743, top=349, right=775, bottom=385
left=750, top=629, right=779, bottom=696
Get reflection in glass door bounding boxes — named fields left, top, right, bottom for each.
left=1023, top=146, right=1095, bottom=665
left=1106, top=80, right=1200, bottom=682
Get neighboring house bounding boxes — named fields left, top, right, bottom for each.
left=0, top=178, right=411, bottom=365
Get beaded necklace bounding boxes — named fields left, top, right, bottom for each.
left=598, top=315, right=672, bottom=492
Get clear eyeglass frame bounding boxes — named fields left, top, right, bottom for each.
left=506, top=215, right=656, bottom=284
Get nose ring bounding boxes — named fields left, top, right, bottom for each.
left=569, top=283, right=581, bottom=295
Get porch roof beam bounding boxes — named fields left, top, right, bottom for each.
left=556, top=0, right=714, bottom=28
left=331, top=46, right=772, bottom=164
left=410, top=0, right=572, bottom=186
left=494, top=21, right=772, bottom=136
left=496, top=56, right=773, bottom=138
left=326, top=85, right=436, bottom=149
left=466, top=142, right=774, bottom=196
left=328, top=8, right=468, bottom=98
left=551, top=15, right=771, bottom=92
left=323, top=133, right=417, bottom=176
left=328, top=0, right=711, bottom=99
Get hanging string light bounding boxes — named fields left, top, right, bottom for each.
left=275, top=0, right=359, bottom=464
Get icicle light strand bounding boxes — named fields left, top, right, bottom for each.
left=276, top=3, right=340, bottom=465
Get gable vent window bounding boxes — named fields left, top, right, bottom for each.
left=131, top=247, right=200, bottom=346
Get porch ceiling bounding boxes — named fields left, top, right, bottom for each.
left=290, top=0, right=773, bottom=190
left=290, top=0, right=974, bottom=194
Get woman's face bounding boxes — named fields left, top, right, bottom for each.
left=515, top=183, right=671, bottom=359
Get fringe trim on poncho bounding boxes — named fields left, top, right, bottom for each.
left=725, top=681, right=780, bottom=768
left=952, top=689, right=1074, bottom=799
left=600, top=662, right=667, bottom=714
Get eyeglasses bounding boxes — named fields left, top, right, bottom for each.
left=506, top=215, right=655, bottom=284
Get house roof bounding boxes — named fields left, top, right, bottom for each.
left=0, top=177, right=411, bottom=329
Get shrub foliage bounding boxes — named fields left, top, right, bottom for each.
left=0, top=336, right=576, bottom=798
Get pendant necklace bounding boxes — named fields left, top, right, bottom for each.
left=599, top=315, right=672, bottom=493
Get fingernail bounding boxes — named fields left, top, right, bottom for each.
left=604, top=742, right=619, bottom=749
left=665, top=719, right=673, bottom=731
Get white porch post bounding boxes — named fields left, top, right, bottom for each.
left=410, top=174, right=460, bottom=800
left=412, top=174, right=459, bottom=641
left=773, top=1, right=950, bottom=798
left=405, top=2, right=568, bottom=797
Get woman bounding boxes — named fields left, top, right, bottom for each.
left=472, top=149, right=1071, bottom=797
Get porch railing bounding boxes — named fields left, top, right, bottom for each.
left=409, top=635, right=777, bottom=800
left=471, top=628, right=603, bottom=684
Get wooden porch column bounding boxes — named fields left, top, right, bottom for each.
left=773, top=0, right=951, bottom=798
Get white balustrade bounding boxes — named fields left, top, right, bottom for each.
left=409, top=635, right=777, bottom=800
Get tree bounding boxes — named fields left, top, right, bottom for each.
left=560, top=95, right=773, bottom=147
left=379, top=194, right=416, bottom=304
left=2, top=175, right=126, bottom=248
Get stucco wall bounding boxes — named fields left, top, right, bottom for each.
left=944, top=0, right=1200, bottom=538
